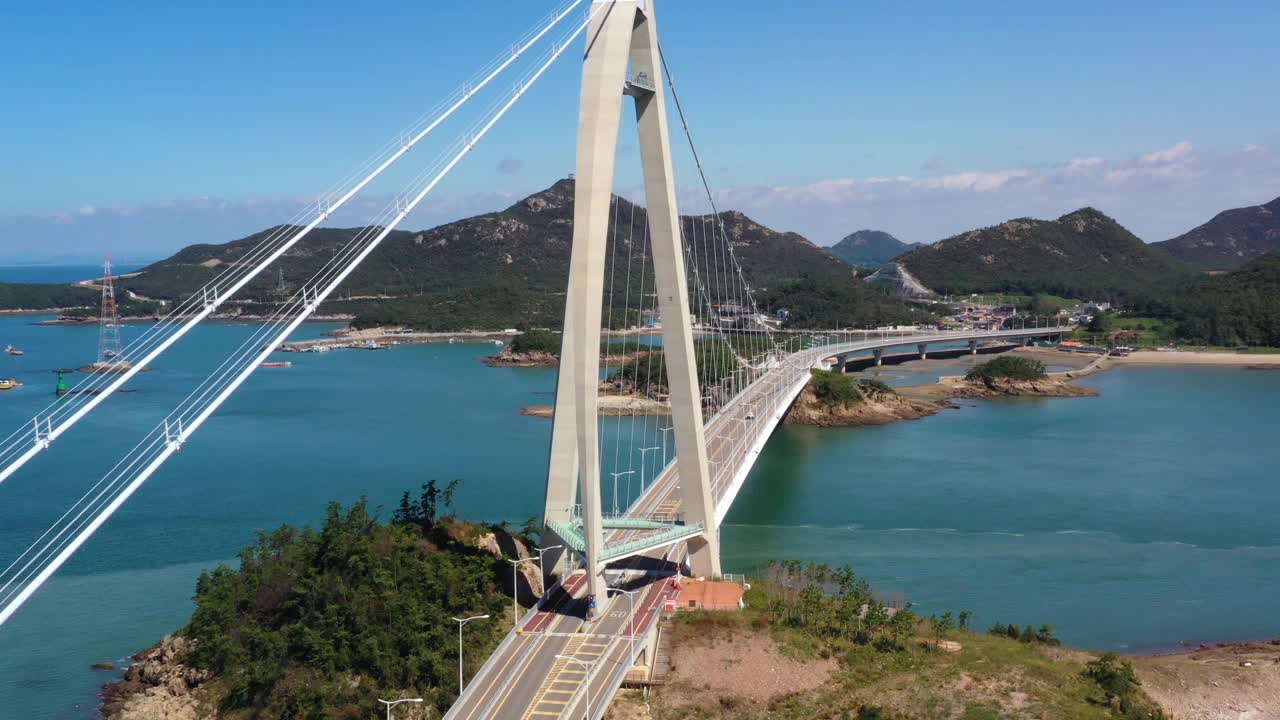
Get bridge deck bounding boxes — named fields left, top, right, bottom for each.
left=446, top=327, right=1069, bottom=719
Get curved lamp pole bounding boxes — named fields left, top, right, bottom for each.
left=555, top=655, right=597, bottom=720
left=377, top=698, right=422, bottom=720
left=609, top=470, right=635, bottom=515
left=451, top=614, right=489, bottom=693
left=533, top=544, right=563, bottom=592
left=509, top=557, right=537, bottom=629
left=636, top=447, right=659, bottom=493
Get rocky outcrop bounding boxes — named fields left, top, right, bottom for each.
left=101, top=635, right=211, bottom=720
left=475, top=528, right=544, bottom=602
left=943, top=376, right=1098, bottom=399
left=785, top=384, right=945, bottom=427
left=522, top=392, right=671, bottom=419
left=483, top=348, right=559, bottom=367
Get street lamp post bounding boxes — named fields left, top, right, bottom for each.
left=660, top=424, right=674, bottom=464
left=636, top=446, right=659, bottom=493
left=451, top=614, right=489, bottom=693
left=377, top=698, right=423, bottom=720
left=534, top=544, right=563, bottom=590
left=610, top=470, right=635, bottom=515
left=555, top=655, right=597, bottom=720
left=508, top=557, right=537, bottom=630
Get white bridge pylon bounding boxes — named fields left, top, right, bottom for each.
left=543, top=0, right=719, bottom=603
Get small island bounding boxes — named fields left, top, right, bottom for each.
left=483, top=328, right=561, bottom=367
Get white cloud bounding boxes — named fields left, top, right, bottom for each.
left=708, top=141, right=1278, bottom=246
left=1065, top=157, right=1106, bottom=172
left=1138, top=141, right=1193, bottom=166
left=6, top=140, right=1277, bottom=263
left=916, top=170, right=1029, bottom=192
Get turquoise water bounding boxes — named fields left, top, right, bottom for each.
left=0, top=313, right=1277, bottom=718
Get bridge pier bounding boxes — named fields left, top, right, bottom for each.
left=968, top=339, right=978, bottom=355
left=873, top=348, right=883, bottom=367
left=917, top=343, right=928, bottom=360
left=542, top=0, right=719, bottom=605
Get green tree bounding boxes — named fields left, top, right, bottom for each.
left=810, top=369, right=863, bottom=407
left=1083, top=652, right=1142, bottom=704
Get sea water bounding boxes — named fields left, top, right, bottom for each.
left=0, top=313, right=1276, bottom=718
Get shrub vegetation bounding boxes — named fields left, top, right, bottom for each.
left=964, top=355, right=1047, bottom=384
left=510, top=328, right=560, bottom=354
left=183, top=482, right=510, bottom=718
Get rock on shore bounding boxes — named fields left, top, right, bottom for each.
left=483, top=348, right=559, bottom=367
left=522, top=392, right=671, bottom=418
left=785, top=384, right=946, bottom=427
left=940, top=375, right=1098, bottom=399
left=101, top=635, right=210, bottom=720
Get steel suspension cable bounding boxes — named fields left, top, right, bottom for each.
left=0, top=6, right=599, bottom=628
left=0, top=0, right=587, bottom=487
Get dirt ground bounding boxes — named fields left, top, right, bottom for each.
left=659, top=631, right=837, bottom=708
left=1132, top=641, right=1280, bottom=720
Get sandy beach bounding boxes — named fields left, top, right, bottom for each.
left=1114, top=350, right=1280, bottom=366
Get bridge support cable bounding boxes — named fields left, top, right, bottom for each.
left=0, top=8, right=600, bottom=630
left=657, top=41, right=795, bottom=493
left=0, top=0, right=588, bottom=487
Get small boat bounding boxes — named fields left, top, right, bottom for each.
left=4, top=346, right=23, bottom=356
left=0, top=378, right=21, bottom=391
left=261, top=361, right=292, bottom=369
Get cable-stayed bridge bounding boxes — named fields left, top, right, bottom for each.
left=0, top=1, right=1072, bottom=717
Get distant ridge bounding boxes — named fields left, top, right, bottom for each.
left=1153, top=195, right=1280, bottom=271
left=897, top=208, right=1190, bottom=302
left=99, top=179, right=919, bottom=330
left=829, top=230, right=920, bottom=269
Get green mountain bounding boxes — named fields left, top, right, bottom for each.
left=829, top=230, right=919, bottom=268
left=0, top=282, right=97, bottom=312
left=1152, top=195, right=1280, bottom=271
left=1167, top=252, right=1280, bottom=346
left=116, top=179, right=920, bottom=331
left=897, top=208, right=1192, bottom=303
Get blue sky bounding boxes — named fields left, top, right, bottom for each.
left=2, top=0, right=1277, bottom=263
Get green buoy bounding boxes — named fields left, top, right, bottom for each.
left=55, top=369, right=69, bottom=397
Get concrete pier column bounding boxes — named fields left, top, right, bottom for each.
left=917, top=343, right=928, bottom=360
left=968, top=339, right=978, bottom=355
left=873, top=348, right=884, bottom=367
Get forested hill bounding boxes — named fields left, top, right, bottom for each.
left=1166, top=251, right=1280, bottom=346
left=0, top=282, right=97, bottom=312
left=1152, top=195, right=1280, bottom=271
left=828, top=229, right=919, bottom=268
left=116, top=178, right=923, bottom=330
left=897, top=208, right=1192, bottom=303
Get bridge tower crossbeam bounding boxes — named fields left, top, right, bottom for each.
left=542, top=0, right=718, bottom=604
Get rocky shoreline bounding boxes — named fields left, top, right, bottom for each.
left=483, top=348, right=559, bottom=367
left=785, top=383, right=945, bottom=427
left=99, top=525, right=542, bottom=720
left=522, top=392, right=670, bottom=418
left=100, top=635, right=209, bottom=720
